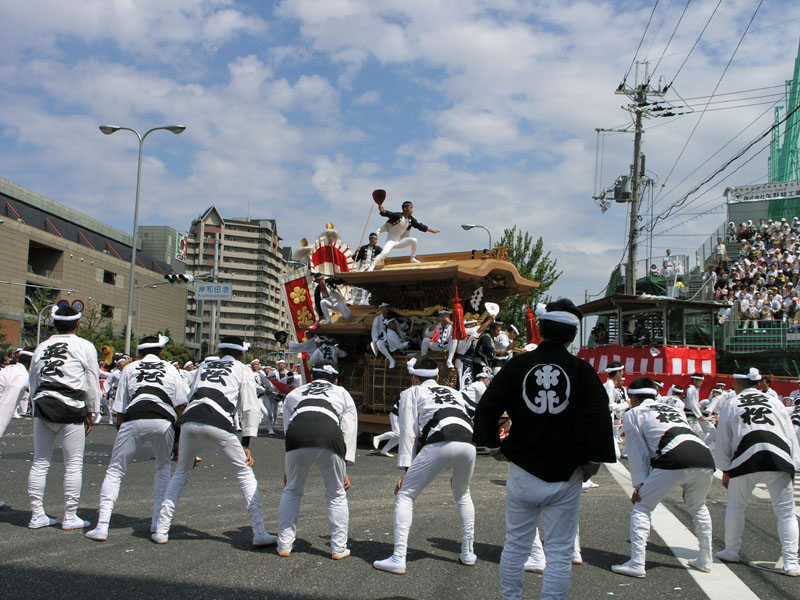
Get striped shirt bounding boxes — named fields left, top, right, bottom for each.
left=716, top=388, right=800, bottom=478
left=29, top=334, right=101, bottom=423
left=181, top=355, right=260, bottom=437
left=112, top=355, right=188, bottom=424
left=283, top=379, right=358, bottom=464
left=397, top=379, right=474, bottom=469
left=623, top=399, right=715, bottom=488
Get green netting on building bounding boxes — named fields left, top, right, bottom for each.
left=717, top=349, right=800, bottom=378
left=767, top=196, right=800, bottom=221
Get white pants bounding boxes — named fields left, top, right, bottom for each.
left=155, top=423, right=265, bottom=536
left=278, top=447, right=349, bottom=553
left=725, top=471, right=799, bottom=568
left=528, top=524, right=581, bottom=564
left=259, top=396, right=274, bottom=433
left=96, top=418, right=174, bottom=530
left=367, top=237, right=418, bottom=271
left=421, top=337, right=457, bottom=364
left=374, top=414, right=400, bottom=454
left=319, top=296, right=351, bottom=323
left=393, top=441, right=476, bottom=558
left=629, top=468, right=713, bottom=569
left=28, top=418, right=86, bottom=521
left=500, top=464, right=582, bottom=600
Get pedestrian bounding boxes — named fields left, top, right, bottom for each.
left=277, top=363, right=357, bottom=559
left=611, top=376, right=715, bottom=578
left=473, top=299, right=616, bottom=600
left=86, top=335, right=188, bottom=541
left=27, top=305, right=101, bottom=530
left=373, top=357, right=477, bottom=574
left=152, top=336, right=276, bottom=548
left=714, top=367, right=800, bottom=575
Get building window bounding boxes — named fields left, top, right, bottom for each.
left=101, top=304, right=114, bottom=319
left=27, top=241, right=62, bottom=279
left=103, top=270, right=116, bottom=285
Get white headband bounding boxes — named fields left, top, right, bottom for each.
left=218, top=341, right=251, bottom=352
left=535, top=303, right=580, bottom=327
left=628, top=388, right=658, bottom=396
left=671, top=385, right=684, bottom=393
left=137, top=334, right=169, bottom=351
left=605, top=366, right=624, bottom=373
left=733, top=367, right=761, bottom=381
left=509, top=324, right=520, bottom=335
left=183, top=361, right=194, bottom=368
left=406, top=358, right=439, bottom=379
left=51, top=305, right=81, bottom=321
left=18, top=350, right=34, bottom=357
left=312, top=364, right=339, bottom=376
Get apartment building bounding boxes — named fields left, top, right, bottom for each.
left=184, top=206, right=291, bottom=356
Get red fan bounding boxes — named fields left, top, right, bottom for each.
left=372, top=189, right=386, bottom=204
left=525, top=300, right=541, bottom=345
left=452, top=284, right=467, bottom=341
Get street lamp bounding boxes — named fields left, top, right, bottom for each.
left=100, top=124, right=186, bottom=355
left=461, top=224, right=492, bottom=249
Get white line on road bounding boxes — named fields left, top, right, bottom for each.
left=605, top=461, right=759, bottom=600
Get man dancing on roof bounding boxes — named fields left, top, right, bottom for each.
left=367, top=200, right=440, bottom=271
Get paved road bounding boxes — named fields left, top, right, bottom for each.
left=0, top=418, right=797, bottom=599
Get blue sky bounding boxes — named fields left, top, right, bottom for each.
left=1, top=0, right=799, bottom=304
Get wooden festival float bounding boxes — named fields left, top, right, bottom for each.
left=279, top=220, right=539, bottom=434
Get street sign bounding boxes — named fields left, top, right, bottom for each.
left=176, top=232, right=188, bottom=262
left=195, top=283, right=232, bottom=301
left=56, top=299, right=70, bottom=308
left=71, top=299, right=85, bottom=312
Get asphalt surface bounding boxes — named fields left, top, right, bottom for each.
left=0, top=417, right=797, bottom=599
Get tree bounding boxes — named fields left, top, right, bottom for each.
left=496, top=226, right=562, bottom=334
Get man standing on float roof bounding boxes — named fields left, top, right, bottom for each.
left=367, top=200, right=440, bottom=271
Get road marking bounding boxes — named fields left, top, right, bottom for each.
left=712, top=470, right=800, bottom=501
left=605, top=461, right=759, bottom=600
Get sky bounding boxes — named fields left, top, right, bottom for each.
left=2, top=0, right=800, bottom=306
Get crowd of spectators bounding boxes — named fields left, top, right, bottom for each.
left=709, top=217, right=800, bottom=330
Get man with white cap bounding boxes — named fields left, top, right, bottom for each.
left=86, top=335, right=188, bottom=541
left=27, top=305, right=101, bottom=530
left=660, top=384, right=685, bottom=412
left=372, top=401, right=400, bottom=457
left=493, top=323, right=520, bottom=375
left=97, top=355, right=128, bottom=424
left=181, top=361, right=195, bottom=388
left=473, top=299, right=616, bottom=600
left=371, top=303, right=409, bottom=369
left=421, top=310, right=457, bottom=369
left=604, top=362, right=628, bottom=457
left=152, top=336, right=276, bottom=549
left=788, top=378, right=800, bottom=405
left=373, top=357, right=477, bottom=574
left=684, top=373, right=705, bottom=437
left=714, top=367, right=800, bottom=575
left=611, top=377, right=715, bottom=578
left=277, top=362, right=357, bottom=559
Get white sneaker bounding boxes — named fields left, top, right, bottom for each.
left=86, top=526, right=108, bottom=542
left=688, top=558, right=712, bottom=573
left=61, top=516, right=91, bottom=530
left=373, top=436, right=380, bottom=451
left=253, top=531, right=278, bottom=548
left=784, top=564, right=800, bottom=577
left=93, top=414, right=102, bottom=424
left=373, top=555, right=406, bottom=574
left=28, top=515, right=57, bottom=529
left=389, top=359, right=396, bottom=369
left=277, top=544, right=292, bottom=557
left=611, top=561, right=645, bottom=578
left=409, top=258, right=420, bottom=263
left=582, top=479, right=600, bottom=491
left=151, top=532, right=169, bottom=544
left=332, top=548, right=351, bottom=560
left=380, top=450, right=395, bottom=458
left=524, top=557, right=546, bottom=573
left=572, top=550, right=583, bottom=565
left=446, top=360, right=455, bottom=369
left=460, top=550, right=477, bottom=566
left=714, top=549, right=740, bottom=563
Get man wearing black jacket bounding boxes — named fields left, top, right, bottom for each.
left=473, top=298, right=616, bottom=600
left=367, top=201, right=439, bottom=271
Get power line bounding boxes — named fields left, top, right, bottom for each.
left=650, top=0, right=693, bottom=81
left=666, top=0, right=722, bottom=89
left=651, top=0, right=765, bottom=206
left=675, top=84, right=785, bottom=102
left=623, top=0, right=661, bottom=86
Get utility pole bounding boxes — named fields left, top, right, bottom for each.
left=616, top=62, right=664, bottom=295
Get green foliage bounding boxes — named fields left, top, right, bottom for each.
left=497, top=226, right=562, bottom=333
left=163, top=342, right=194, bottom=366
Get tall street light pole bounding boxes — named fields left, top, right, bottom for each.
left=99, top=124, right=186, bottom=355
left=461, top=224, right=492, bottom=249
